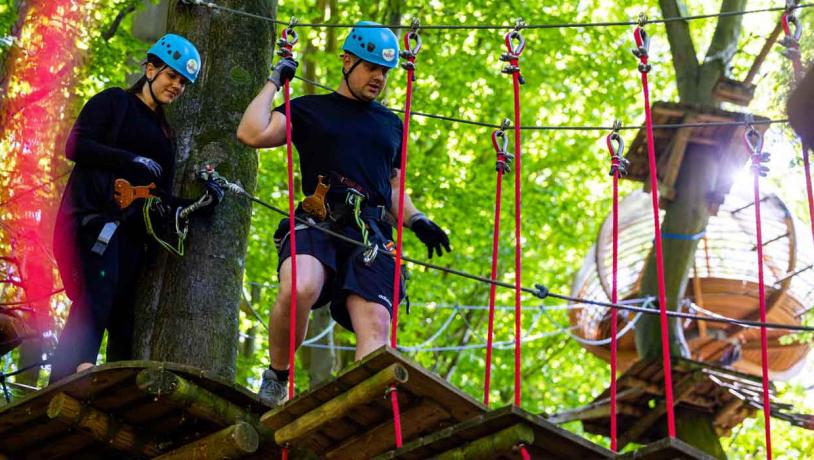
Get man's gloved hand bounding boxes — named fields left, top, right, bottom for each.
left=132, top=156, right=162, bottom=178
left=269, top=58, right=299, bottom=90
left=409, top=214, right=451, bottom=259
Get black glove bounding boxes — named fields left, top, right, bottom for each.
left=132, top=156, right=162, bottom=178
left=203, top=178, right=224, bottom=209
left=269, top=58, right=298, bottom=90
left=410, top=215, right=451, bottom=259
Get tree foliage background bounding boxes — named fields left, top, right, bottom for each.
left=1, top=0, right=812, bottom=457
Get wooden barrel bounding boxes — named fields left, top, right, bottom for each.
left=569, top=189, right=812, bottom=380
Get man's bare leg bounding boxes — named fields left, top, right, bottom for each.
left=347, top=294, right=391, bottom=360
left=269, top=254, right=327, bottom=370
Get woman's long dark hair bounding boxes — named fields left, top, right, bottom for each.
left=127, top=54, right=175, bottom=138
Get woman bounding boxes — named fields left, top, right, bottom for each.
left=50, top=34, right=220, bottom=383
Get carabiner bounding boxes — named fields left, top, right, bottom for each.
left=781, top=12, right=803, bottom=45
left=743, top=115, right=764, bottom=155
left=631, top=26, right=650, bottom=59
left=504, top=29, right=526, bottom=58
left=276, top=17, right=299, bottom=58
left=606, top=121, right=628, bottom=176
left=492, top=129, right=509, bottom=155
left=402, top=30, right=422, bottom=58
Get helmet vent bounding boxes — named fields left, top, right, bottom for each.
left=173, top=51, right=181, bottom=60
left=366, top=42, right=375, bottom=52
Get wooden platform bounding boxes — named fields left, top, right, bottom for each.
left=0, top=361, right=278, bottom=459
left=617, top=438, right=715, bottom=460
left=261, top=346, right=486, bottom=460
left=550, top=358, right=785, bottom=448
left=624, top=101, right=769, bottom=213
left=373, top=405, right=614, bottom=459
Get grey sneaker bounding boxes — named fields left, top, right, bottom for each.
left=259, top=369, right=288, bottom=407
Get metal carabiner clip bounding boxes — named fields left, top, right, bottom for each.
left=781, top=12, right=803, bottom=45
left=504, top=29, right=526, bottom=58
left=743, top=115, right=764, bottom=156
left=277, top=17, right=299, bottom=58
left=606, top=121, right=628, bottom=176
left=631, top=26, right=650, bottom=59
left=401, top=18, right=422, bottom=58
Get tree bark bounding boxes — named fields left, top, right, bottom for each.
left=132, top=0, right=276, bottom=380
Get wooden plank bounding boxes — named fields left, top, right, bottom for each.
left=326, top=400, right=450, bottom=460
left=376, top=406, right=614, bottom=460
left=47, top=392, right=161, bottom=457
left=435, top=424, right=535, bottom=460
left=269, top=363, right=409, bottom=445
left=617, top=437, right=716, bottom=460
left=21, top=431, right=100, bottom=460
left=155, top=422, right=259, bottom=460
left=137, top=368, right=272, bottom=440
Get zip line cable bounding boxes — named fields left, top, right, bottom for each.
left=293, top=75, right=791, bottom=132
left=181, top=0, right=814, bottom=31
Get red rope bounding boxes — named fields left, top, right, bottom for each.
left=387, top=29, right=421, bottom=449
left=633, top=24, right=676, bottom=437
left=518, top=444, right=532, bottom=460
left=279, top=26, right=299, bottom=460
left=484, top=127, right=511, bottom=406
left=745, top=126, right=773, bottom=460
left=606, top=127, right=624, bottom=452
left=501, top=27, right=526, bottom=408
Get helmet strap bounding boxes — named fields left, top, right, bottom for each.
left=341, top=58, right=366, bottom=101
left=146, top=65, right=169, bottom=106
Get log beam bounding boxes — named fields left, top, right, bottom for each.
left=435, top=423, right=535, bottom=460
left=136, top=368, right=271, bottom=438
left=46, top=392, right=161, bottom=457
left=154, top=422, right=259, bottom=459
left=267, top=363, right=409, bottom=446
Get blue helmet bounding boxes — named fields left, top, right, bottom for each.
left=341, top=21, right=399, bottom=68
left=147, top=34, right=202, bottom=83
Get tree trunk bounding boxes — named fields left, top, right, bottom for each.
left=132, top=0, right=276, bottom=380
left=634, top=2, right=748, bottom=457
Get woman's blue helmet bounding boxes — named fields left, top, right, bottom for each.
left=341, top=21, right=399, bottom=68
left=147, top=34, right=202, bottom=83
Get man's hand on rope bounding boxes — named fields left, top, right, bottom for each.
left=269, top=58, right=298, bottom=90
left=409, top=215, right=451, bottom=259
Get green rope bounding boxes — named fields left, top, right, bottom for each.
left=350, top=193, right=370, bottom=246
left=143, top=197, right=185, bottom=256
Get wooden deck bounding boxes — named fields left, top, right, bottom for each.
left=373, top=405, right=614, bottom=460
left=261, top=346, right=486, bottom=460
left=617, top=438, right=715, bottom=460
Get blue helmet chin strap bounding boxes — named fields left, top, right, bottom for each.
left=146, top=64, right=169, bottom=106
left=342, top=56, right=367, bottom=101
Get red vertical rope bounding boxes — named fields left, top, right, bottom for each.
left=745, top=124, right=773, bottom=460
left=501, top=26, right=526, bottom=408
left=606, top=125, right=625, bottom=452
left=484, top=125, right=511, bottom=406
left=518, top=445, right=532, bottom=460
left=279, top=25, right=298, bottom=460
left=633, top=23, right=676, bottom=437
left=387, top=27, right=421, bottom=449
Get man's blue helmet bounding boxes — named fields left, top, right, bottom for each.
left=341, top=21, right=399, bottom=68
left=147, top=34, right=202, bottom=83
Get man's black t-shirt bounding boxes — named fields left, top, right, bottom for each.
left=274, top=92, right=403, bottom=209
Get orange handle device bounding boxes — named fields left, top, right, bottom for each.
left=301, top=175, right=330, bottom=220
left=113, top=178, right=157, bottom=209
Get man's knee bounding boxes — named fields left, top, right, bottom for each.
left=348, top=296, right=391, bottom=340
left=277, top=255, right=326, bottom=305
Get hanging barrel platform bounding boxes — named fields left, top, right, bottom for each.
left=373, top=405, right=614, bottom=459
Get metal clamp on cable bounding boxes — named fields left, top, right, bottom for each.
left=500, top=19, right=526, bottom=84
left=532, top=283, right=549, bottom=299
left=492, top=118, right=514, bottom=174
left=631, top=14, right=651, bottom=74
left=744, top=115, right=771, bottom=177
left=606, top=120, right=629, bottom=176
left=277, top=17, right=299, bottom=59
left=400, top=19, right=422, bottom=76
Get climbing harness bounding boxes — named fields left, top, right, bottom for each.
left=744, top=115, right=774, bottom=459
left=632, top=15, right=676, bottom=438
left=605, top=120, right=625, bottom=451
left=501, top=18, right=526, bottom=408
left=483, top=119, right=513, bottom=407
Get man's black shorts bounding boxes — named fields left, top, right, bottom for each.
left=275, top=217, right=406, bottom=331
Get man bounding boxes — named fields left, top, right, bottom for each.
left=237, top=21, right=451, bottom=406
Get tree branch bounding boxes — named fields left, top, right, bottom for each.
left=659, top=0, right=700, bottom=100
left=698, top=0, right=748, bottom=95
left=101, top=2, right=139, bottom=41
